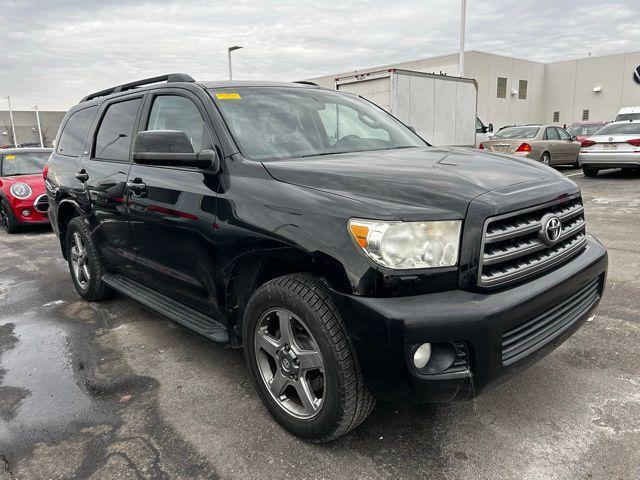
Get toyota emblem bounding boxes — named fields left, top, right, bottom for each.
left=540, top=214, right=562, bottom=245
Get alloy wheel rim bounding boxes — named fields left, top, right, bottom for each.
left=542, top=154, right=549, bottom=165
left=254, top=308, right=325, bottom=419
left=70, top=232, right=90, bottom=289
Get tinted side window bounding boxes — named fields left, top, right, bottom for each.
left=147, top=95, right=212, bottom=151
left=544, top=128, right=559, bottom=140
left=94, top=98, right=142, bottom=161
left=57, top=106, right=98, bottom=157
left=557, top=128, right=571, bottom=141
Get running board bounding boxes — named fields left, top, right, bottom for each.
left=103, top=273, right=229, bottom=344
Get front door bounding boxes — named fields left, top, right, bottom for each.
left=78, top=94, right=144, bottom=274
left=556, top=127, right=579, bottom=163
left=125, top=90, right=221, bottom=318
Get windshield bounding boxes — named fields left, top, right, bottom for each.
left=566, top=124, right=604, bottom=136
left=594, top=122, right=640, bottom=136
left=210, top=87, right=426, bottom=160
left=492, top=126, right=539, bottom=139
left=1, top=151, right=50, bottom=176
left=615, top=113, right=640, bottom=122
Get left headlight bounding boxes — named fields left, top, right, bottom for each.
left=348, top=219, right=462, bottom=269
left=10, top=182, right=32, bottom=199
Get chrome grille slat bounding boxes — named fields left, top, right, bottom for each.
left=479, top=197, right=586, bottom=287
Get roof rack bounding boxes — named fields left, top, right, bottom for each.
left=81, top=73, right=195, bottom=102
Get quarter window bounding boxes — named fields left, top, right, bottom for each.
left=147, top=95, right=212, bottom=152
left=518, top=80, right=527, bottom=99
left=94, top=98, right=142, bottom=162
left=497, top=77, right=507, bottom=99
left=57, top=106, right=98, bottom=157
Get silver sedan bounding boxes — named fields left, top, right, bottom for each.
left=578, top=121, right=640, bottom=177
left=481, top=125, right=581, bottom=167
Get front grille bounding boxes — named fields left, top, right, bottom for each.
left=34, top=194, right=49, bottom=213
left=502, top=277, right=602, bottom=365
left=479, top=196, right=586, bottom=287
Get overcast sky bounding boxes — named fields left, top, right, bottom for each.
left=2, top=0, right=639, bottom=111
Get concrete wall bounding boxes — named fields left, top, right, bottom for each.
left=307, top=50, right=640, bottom=132
left=0, top=110, right=65, bottom=147
left=544, top=51, right=640, bottom=125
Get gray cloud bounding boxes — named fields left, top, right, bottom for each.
left=1, top=0, right=638, bottom=110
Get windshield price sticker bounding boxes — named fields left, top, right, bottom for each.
left=216, top=93, right=242, bottom=100
left=5, top=155, right=15, bottom=160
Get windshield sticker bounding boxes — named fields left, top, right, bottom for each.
left=5, top=155, right=15, bottom=160
left=216, top=93, right=241, bottom=100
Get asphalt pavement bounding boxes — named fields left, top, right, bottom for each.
left=1, top=168, right=638, bottom=479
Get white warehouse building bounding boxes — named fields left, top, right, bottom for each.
left=308, top=50, right=640, bottom=131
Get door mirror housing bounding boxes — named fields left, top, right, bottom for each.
left=132, top=130, right=220, bottom=172
left=487, top=123, right=494, bottom=133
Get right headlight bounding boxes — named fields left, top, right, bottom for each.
left=348, top=219, right=462, bottom=269
left=10, top=182, right=32, bottom=199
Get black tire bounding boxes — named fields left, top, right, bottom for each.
left=583, top=167, right=599, bottom=177
left=243, top=273, right=375, bottom=443
left=540, top=152, right=551, bottom=166
left=65, top=217, right=112, bottom=301
left=0, top=200, right=19, bottom=234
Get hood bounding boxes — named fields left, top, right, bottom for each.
left=262, top=147, right=562, bottom=220
left=0, top=174, right=46, bottom=196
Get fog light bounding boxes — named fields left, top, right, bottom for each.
left=413, top=343, right=432, bottom=369
left=22, top=209, right=31, bottom=217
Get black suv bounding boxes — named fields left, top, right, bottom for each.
left=46, top=73, right=607, bottom=442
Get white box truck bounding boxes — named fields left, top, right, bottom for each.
left=335, top=69, right=478, bottom=147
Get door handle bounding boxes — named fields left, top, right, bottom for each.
left=126, top=179, right=147, bottom=196
left=75, top=170, right=89, bottom=183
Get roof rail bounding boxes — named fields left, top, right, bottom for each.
left=81, top=73, right=195, bottom=102
left=294, top=81, right=319, bottom=86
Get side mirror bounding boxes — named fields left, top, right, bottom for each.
left=132, top=130, right=219, bottom=171
left=487, top=123, right=494, bottom=133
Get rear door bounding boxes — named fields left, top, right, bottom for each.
left=556, top=127, right=579, bottom=163
left=542, top=127, right=562, bottom=164
left=125, top=88, right=221, bottom=318
left=78, top=94, right=144, bottom=273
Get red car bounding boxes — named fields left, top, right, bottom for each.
left=0, top=148, right=52, bottom=233
left=566, top=121, right=608, bottom=143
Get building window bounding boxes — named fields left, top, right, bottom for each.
left=553, top=111, right=560, bottom=123
left=518, top=80, right=528, bottom=99
left=582, top=109, right=589, bottom=121
left=497, top=77, right=507, bottom=99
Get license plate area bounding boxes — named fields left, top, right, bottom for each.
left=602, top=144, right=618, bottom=150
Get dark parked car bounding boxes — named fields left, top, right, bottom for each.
left=46, top=74, right=607, bottom=442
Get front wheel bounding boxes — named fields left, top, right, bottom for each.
left=583, top=167, right=599, bottom=177
left=65, top=217, right=112, bottom=301
left=0, top=200, right=19, bottom=233
left=243, top=274, right=375, bottom=443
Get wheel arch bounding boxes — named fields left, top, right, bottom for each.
left=223, top=249, right=350, bottom=347
left=56, top=199, right=83, bottom=259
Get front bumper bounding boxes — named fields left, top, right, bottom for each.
left=330, top=235, right=607, bottom=402
left=579, top=152, right=640, bottom=168
left=11, top=199, right=50, bottom=225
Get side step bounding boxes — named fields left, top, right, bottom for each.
left=103, top=273, right=229, bottom=344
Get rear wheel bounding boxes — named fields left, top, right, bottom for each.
left=66, top=217, right=112, bottom=301
left=243, top=274, right=375, bottom=442
left=0, top=200, right=19, bottom=234
left=583, top=167, right=599, bottom=177
left=540, top=152, right=551, bottom=166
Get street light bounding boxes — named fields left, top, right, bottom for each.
left=228, top=46, right=243, bottom=80
left=3, top=96, right=17, bottom=147
left=31, top=105, right=44, bottom=147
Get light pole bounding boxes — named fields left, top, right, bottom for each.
left=3, top=96, right=18, bottom=147
left=32, top=105, right=44, bottom=147
left=228, top=46, right=243, bottom=80
left=459, top=0, right=466, bottom=77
